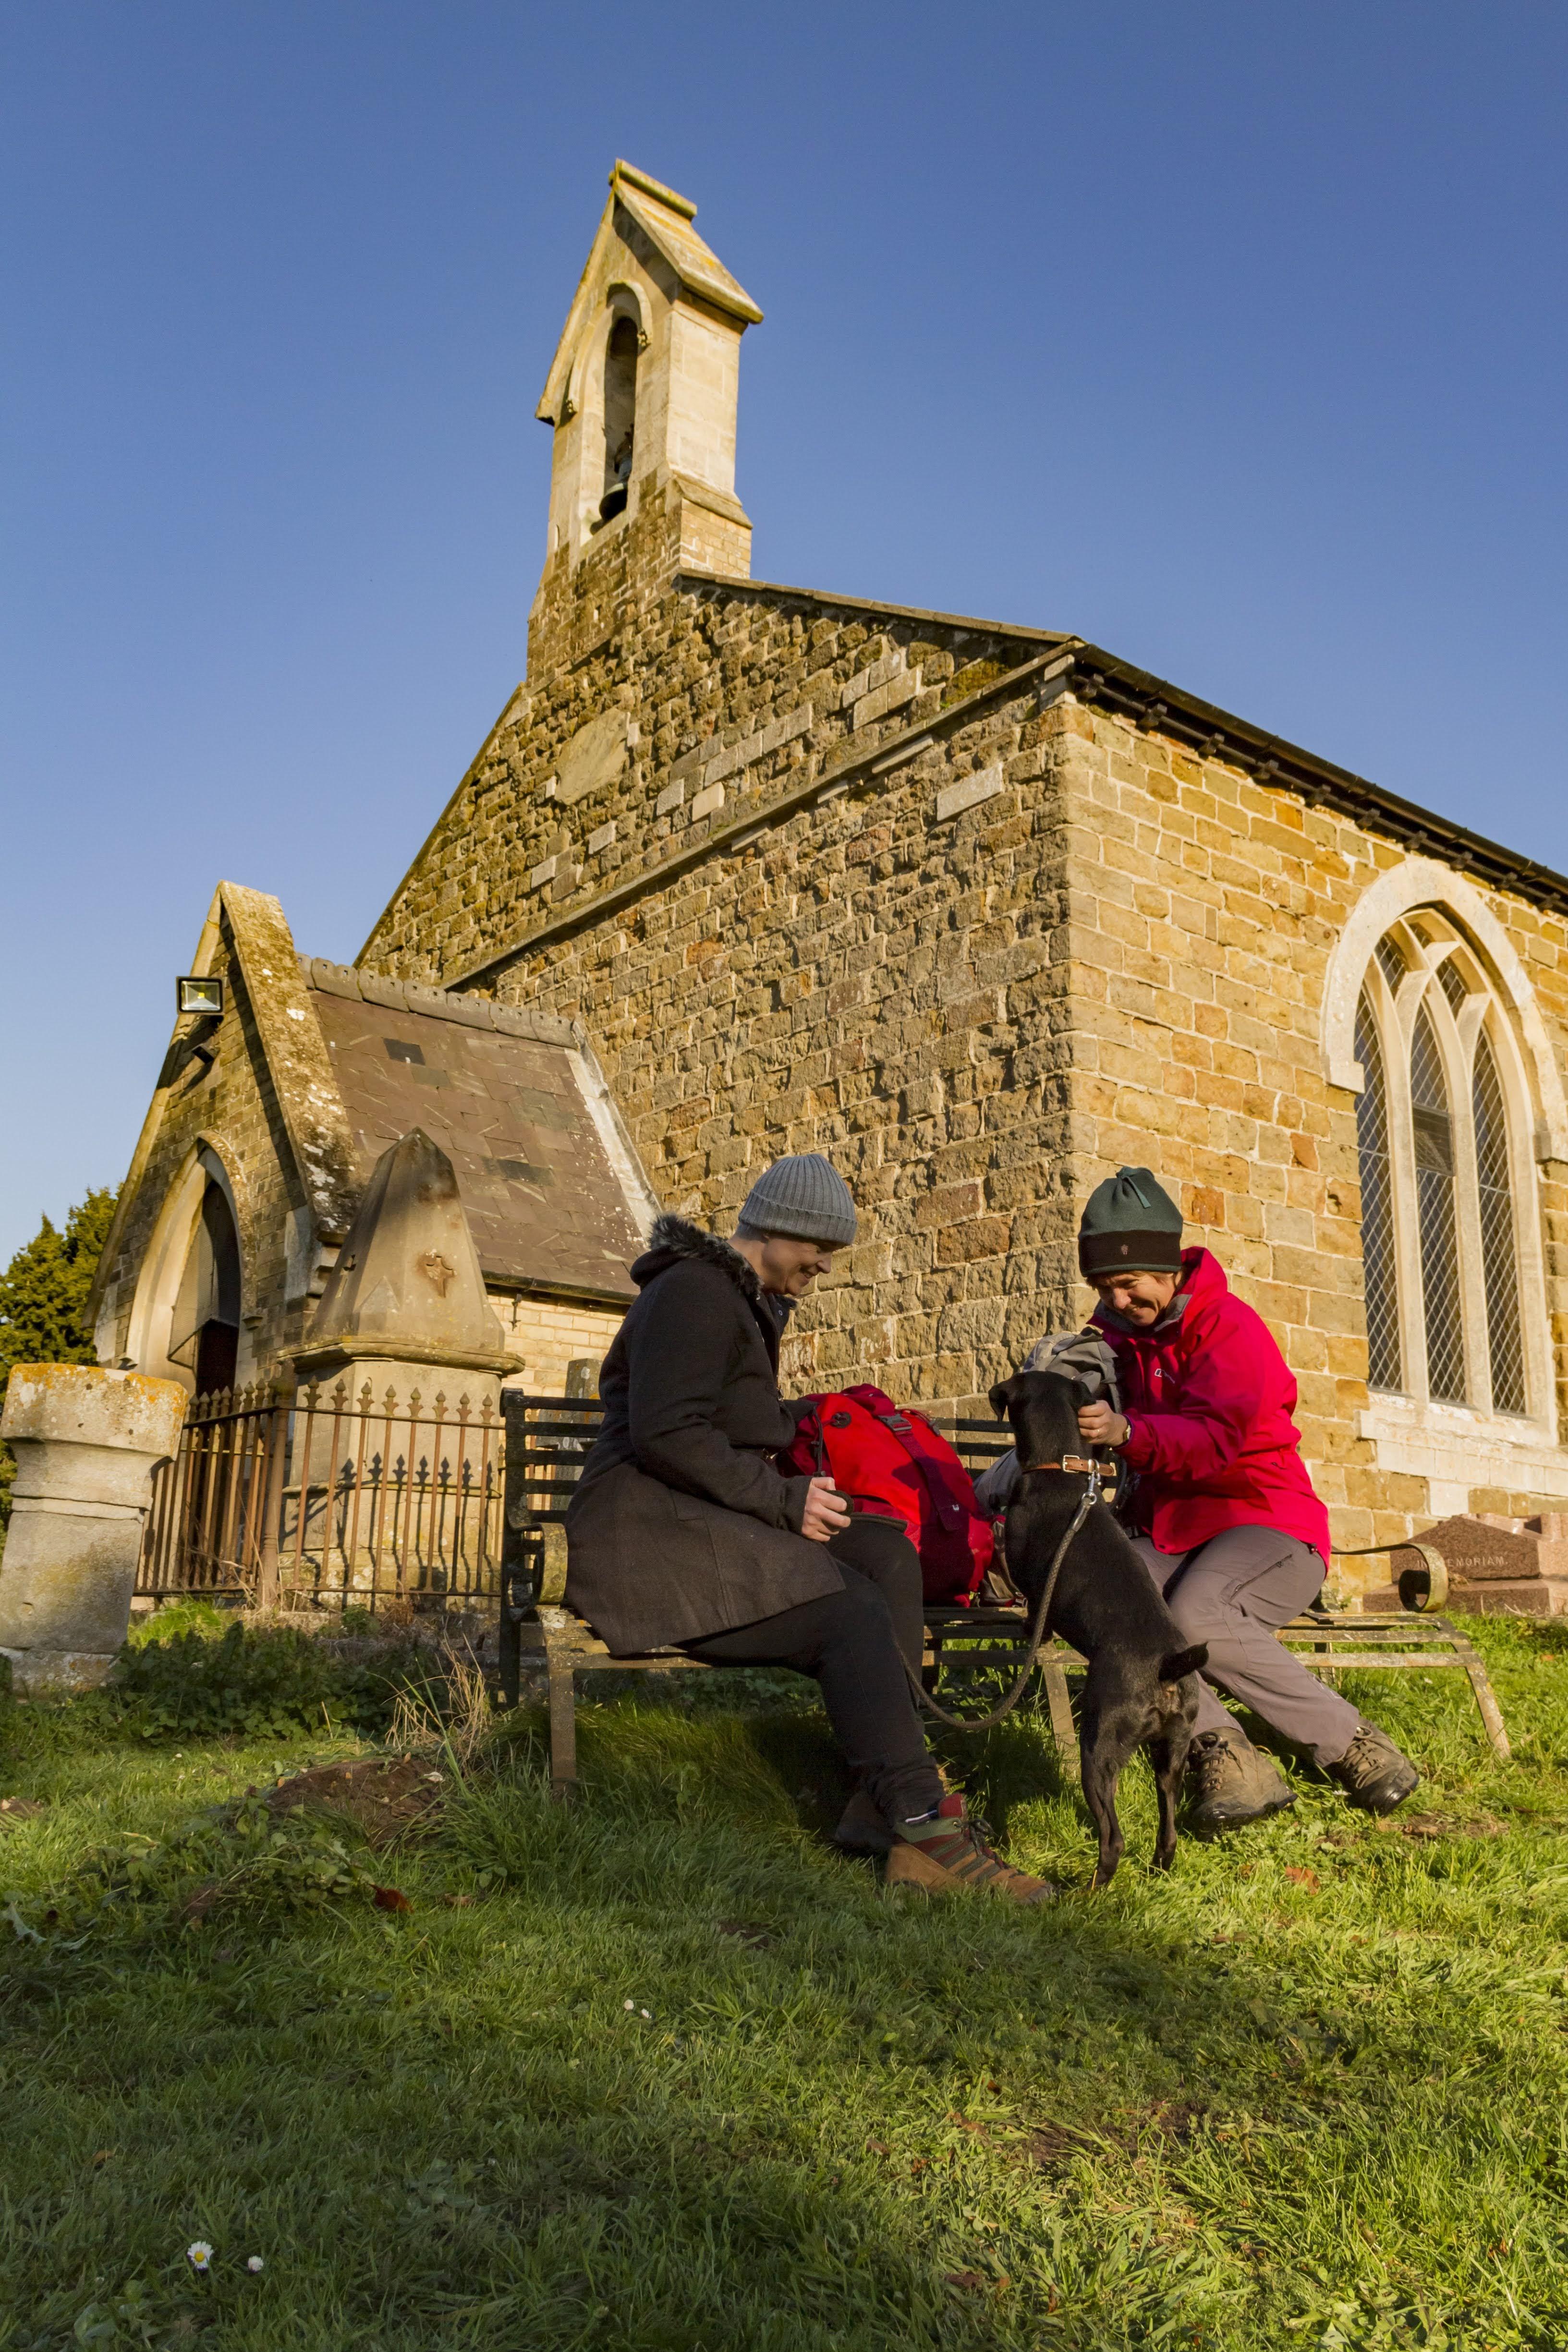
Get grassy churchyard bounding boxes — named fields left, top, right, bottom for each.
left=2, top=1607, right=1567, bottom=2351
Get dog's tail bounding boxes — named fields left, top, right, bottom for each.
left=1159, top=1642, right=1208, bottom=1684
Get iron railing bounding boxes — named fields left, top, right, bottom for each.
left=137, top=1379, right=505, bottom=1612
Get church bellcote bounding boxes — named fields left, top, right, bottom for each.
left=529, top=161, right=762, bottom=677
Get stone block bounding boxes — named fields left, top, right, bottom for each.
left=0, top=1364, right=189, bottom=1693
left=691, top=783, right=725, bottom=820
left=853, top=670, right=922, bottom=730
left=936, top=766, right=1004, bottom=824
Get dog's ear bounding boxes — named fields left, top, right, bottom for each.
left=1159, top=1642, right=1208, bottom=1685
left=988, top=1375, right=1021, bottom=1420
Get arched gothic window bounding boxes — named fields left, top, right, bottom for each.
left=1351, top=909, right=1537, bottom=1418
left=1353, top=993, right=1401, bottom=1391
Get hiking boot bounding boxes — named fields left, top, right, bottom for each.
left=1328, top=1721, right=1420, bottom=1814
left=833, top=1786, right=894, bottom=1854
left=884, top=1794, right=1057, bottom=1904
left=1186, top=1728, right=1295, bottom=1835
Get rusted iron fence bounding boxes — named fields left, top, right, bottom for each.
left=137, top=1379, right=505, bottom=1612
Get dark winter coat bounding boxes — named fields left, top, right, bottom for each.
left=563, top=1215, right=844, bottom=1653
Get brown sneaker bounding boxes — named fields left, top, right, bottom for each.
left=884, top=1794, right=1057, bottom=1904
left=1328, top=1721, right=1419, bottom=1814
left=833, top=1786, right=894, bottom=1854
left=1186, top=1728, right=1295, bottom=1834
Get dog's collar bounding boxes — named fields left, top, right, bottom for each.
left=1019, top=1454, right=1116, bottom=1482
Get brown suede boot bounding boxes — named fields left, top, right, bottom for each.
left=833, top=1786, right=894, bottom=1854
left=884, top=1794, right=1057, bottom=1903
left=836, top=1766, right=956, bottom=1854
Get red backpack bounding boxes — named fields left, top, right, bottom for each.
left=781, top=1384, right=994, bottom=1604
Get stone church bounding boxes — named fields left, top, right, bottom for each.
left=90, top=158, right=1568, bottom=1576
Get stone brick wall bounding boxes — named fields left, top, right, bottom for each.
left=496, top=1296, right=624, bottom=1397
left=363, top=562, right=1089, bottom=1410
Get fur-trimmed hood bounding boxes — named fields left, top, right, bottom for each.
left=632, top=1214, right=761, bottom=1301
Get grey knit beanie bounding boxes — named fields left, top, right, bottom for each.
left=739, top=1153, right=857, bottom=1247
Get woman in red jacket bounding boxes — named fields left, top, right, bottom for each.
left=1073, top=1167, right=1419, bottom=1831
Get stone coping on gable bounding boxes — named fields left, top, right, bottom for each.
left=297, top=957, right=578, bottom=1047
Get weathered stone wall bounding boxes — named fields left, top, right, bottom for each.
left=497, top=1296, right=625, bottom=1397
left=365, top=571, right=1083, bottom=1411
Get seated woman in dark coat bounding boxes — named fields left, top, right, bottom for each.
left=565, top=1153, right=1053, bottom=1903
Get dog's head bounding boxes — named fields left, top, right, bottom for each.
left=987, top=1367, right=1083, bottom=1462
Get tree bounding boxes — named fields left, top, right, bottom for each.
left=0, top=1187, right=120, bottom=1534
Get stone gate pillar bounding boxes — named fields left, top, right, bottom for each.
left=0, top=1364, right=189, bottom=1694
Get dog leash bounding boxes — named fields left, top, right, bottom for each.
left=902, top=1463, right=1102, bottom=1731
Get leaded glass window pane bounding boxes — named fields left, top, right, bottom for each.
left=1374, top=934, right=1406, bottom=992
left=1438, top=956, right=1468, bottom=1013
left=1354, top=993, right=1402, bottom=1390
left=1410, top=1006, right=1466, bottom=1401
left=1473, top=1032, right=1526, bottom=1413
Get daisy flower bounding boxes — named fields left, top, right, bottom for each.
left=186, top=2242, right=214, bottom=2272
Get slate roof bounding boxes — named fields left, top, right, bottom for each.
left=300, top=960, right=649, bottom=1302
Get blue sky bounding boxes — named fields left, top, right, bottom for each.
left=3, top=2, right=1565, bottom=1262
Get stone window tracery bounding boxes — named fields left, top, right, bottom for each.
left=1351, top=909, right=1537, bottom=1419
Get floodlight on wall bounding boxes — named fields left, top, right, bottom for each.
left=177, top=974, right=224, bottom=1018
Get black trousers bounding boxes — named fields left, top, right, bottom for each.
left=680, top=1515, right=943, bottom=1823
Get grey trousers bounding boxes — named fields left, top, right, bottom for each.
left=1129, top=1527, right=1362, bottom=1769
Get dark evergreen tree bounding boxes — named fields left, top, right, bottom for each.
left=0, top=1187, right=119, bottom=1533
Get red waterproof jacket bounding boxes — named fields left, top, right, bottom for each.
left=1093, top=1248, right=1331, bottom=1560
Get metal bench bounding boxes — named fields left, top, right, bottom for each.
left=496, top=1394, right=1510, bottom=1795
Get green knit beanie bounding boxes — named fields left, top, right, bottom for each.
left=1078, top=1165, right=1183, bottom=1278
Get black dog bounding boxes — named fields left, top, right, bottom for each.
left=988, top=1368, right=1208, bottom=1886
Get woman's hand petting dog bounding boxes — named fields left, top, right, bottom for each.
left=1077, top=1400, right=1130, bottom=1450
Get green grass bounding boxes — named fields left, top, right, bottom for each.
left=3, top=1619, right=1568, bottom=2349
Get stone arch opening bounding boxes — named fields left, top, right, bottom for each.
left=599, top=315, right=640, bottom=522
left=125, top=1146, right=249, bottom=1394
left=169, top=1178, right=243, bottom=1396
